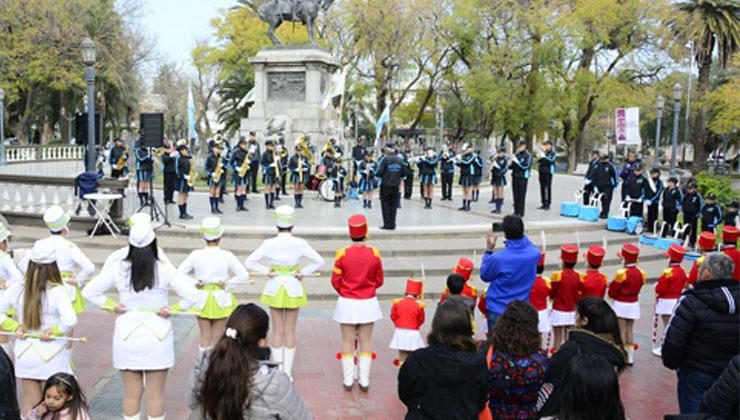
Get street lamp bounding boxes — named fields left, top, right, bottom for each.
left=670, top=83, right=682, bottom=176
left=80, top=37, right=97, bottom=172
left=654, top=95, right=665, bottom=167
left=0, top=88, right=5, bottom=165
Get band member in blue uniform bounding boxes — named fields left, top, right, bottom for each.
left=662, top=176, right=682, bottom=237
left=681, top=181, right=702, bottom=248
left=248, top=131, right=261, bottom=193
left=261, top=140, right=280, bottom=210
left=175, top=143, right=194, bottom=220
left=109, top=137, right=128, bottom=179
left=456, top=144, right=476, bottom=212
left=619, top=151, right=641, bottom=202
left=322, top=147, right=344, bottom=208
left=700, top=193, right=723, bottom=234
left=509, top=141, right=532, bottom=217
left=134, top=138, right=154, bottom=207
left=351, top=136, right=367, bottom=183
left=415, top=147, right=439, bottom=209
left=229, top=138, right=250, bottom=212
left=439, top=144, right=455, bottom=201
left=288, top=144, right=311, bottom=208
left=644, top=168, right=664, bottom=233
left=160, top=139, right=177, bottom=204
left=489, top=148, right=508, bottom=214
left=583, top=150, right=600, bottom=205
left=205, top=143, right=226, bottom=214
left=358, top=149, right=378, bottom=209
left=276, top=138, right=289, bottom=200
left=537, top=141, right=557, bottom=210
left=623, top=164, right=647, bottom=218
left=471, top=150, right=484, bottom=203
left=593, top=153, right=619, bottom=219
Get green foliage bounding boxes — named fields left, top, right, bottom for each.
left=695, top=172, right=739, bottom=206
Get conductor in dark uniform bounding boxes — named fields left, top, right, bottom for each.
left=351, top=136, right=367, bottom=182
left=439, top=144, right=455, bottom=201
left=160, top=138, right=177, bottom=204
left=537, top=141, right=557, bottom=210
left=583, top=150, right=600, bottom=205
left=248, top=131, right=261, bottom=193
left=376, top=144, right=403, bottom=230
left=509, top=141, right=532, bottom=217
left=592, top=153, right=619, bottom=219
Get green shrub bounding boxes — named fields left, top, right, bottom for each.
left=695, top=172, right=739, bottom=207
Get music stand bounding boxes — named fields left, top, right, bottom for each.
left=136, top=147, right=184, bottom=230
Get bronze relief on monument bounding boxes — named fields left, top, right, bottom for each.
left=268, top=72, right=306, bottom=101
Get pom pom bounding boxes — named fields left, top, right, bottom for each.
left=335, top=352, right=342, bottom=360
left=392, top=358, right=400, bottom=367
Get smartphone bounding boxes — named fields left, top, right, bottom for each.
left=492, top=222, right=504, bottom=233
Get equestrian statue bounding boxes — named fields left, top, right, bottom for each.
left=238, top=0, right=335, bottom=46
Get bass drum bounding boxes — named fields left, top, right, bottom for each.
left=318, top=179, right=335, bottom=202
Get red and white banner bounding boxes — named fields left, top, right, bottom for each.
left=615, top=107, right=641, bottom=145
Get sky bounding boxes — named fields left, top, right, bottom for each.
left=137, top=0, right=234, bottom=75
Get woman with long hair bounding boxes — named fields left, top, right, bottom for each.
left=538, top=297, right=627, bottom=416
left=190, top=303, right=311, bottom=420
left=485, top=300, right=548, bottom=419
left=244, top=205, right=324, bottom=380
left=398, top=300, right=488, bottom=419
left=0, top=240, right=77, bottom=414
left=82, top=224, right=205, bottom=420
left=542, top=354, right=625, bottom=420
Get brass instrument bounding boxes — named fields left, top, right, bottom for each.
left=213, top=155, right=224, bottom=183
left=187, top=159, right=196, bottom=188
left=273, top=148, right=281, bottom=179
left=295, top=136, right=314, bottom=164
left=115, top=147, right=128, bottom=171
left=238, top=153, right=251, bottom=178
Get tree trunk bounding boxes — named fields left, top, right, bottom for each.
left=692, top=34, right=713, bottom=173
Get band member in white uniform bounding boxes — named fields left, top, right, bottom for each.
left=244, top=205, right=324, bottom=380
left=0, top=240, right=77, bottom=414
left=0, top=222, right=22, bottom=351
left=82, top=224, right=205, bottom=420
left=178, top=217, right=250, bottom=355
left=100, top=213, right=171, bottom=276
left=19, top=206, right=95, bottom=315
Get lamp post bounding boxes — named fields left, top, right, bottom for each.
left=654, top=95, right=665, bottom=167
left=0, top=88, right=5, bottom=165
left=670, top=83, right=682, bottom=176
left=80, top=37, right=97, bottom=172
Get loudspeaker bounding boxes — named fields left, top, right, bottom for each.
left=139, top=113, right=164, bottom=148
left=74, top=113, right=101, bottom=145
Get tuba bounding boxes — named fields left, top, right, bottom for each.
left=295, top=135, right=314, bottom=164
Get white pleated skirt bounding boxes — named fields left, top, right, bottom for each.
left=612, top=300, right=641, bottom=320
left=389, top=328, right=425, bottom=351
left=14, top=339, right=72, bottom=380
left=113, top=313, right=174, bottom=370
left=538, top=309, right=552, bottom=333
left=550, top=310, right=576, bottom=327
left=655, top=298, right=678, bottom=316
left=333, top=296, right=383, bottom=324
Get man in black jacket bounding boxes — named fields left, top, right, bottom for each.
left=592, top=153, right=619, bottom=219
left=376, top=144, right=403, bottom=230
left=160, top=138, right=177, bottom=204
left=247, top=131, right=261, bottom=193
left=0, top=347, right=20, bottom=419
left=662, top=252, right=739, bottom=414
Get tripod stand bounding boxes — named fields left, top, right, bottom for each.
left=136, top=146, right=182, bottom=230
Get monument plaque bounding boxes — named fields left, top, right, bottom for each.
left=268, top=72, right=306, bottom=101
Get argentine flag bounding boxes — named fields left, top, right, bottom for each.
left=187, top=83, right=197, bottom=145
left=375, top=104, right=390, bottom=141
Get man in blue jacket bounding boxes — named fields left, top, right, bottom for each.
left=480, top=215, right=542, bottom=330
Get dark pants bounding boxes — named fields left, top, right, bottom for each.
left=512, top=177, right=528, bottom=216
left=163, top=172, right=177, bottom=203
left=664, top=208, right=678, bottom=237
left=111, top=169, right=124, bottom=179
left=380, top=186, right=400, bottom=229
left=628, top=201, right=643, bottom=218
left=583, top=183, right=594, bottom=205
left=441, top=173, right=453, bottom=199
left=403, top=174, right=413, bottom=199
left=280, top=173, right=287, bottom=195
left=685, top=214, right=699, bottom=247
left=647, top=203, right=659, bottom=233
left=598, top=186, right=613, bottom=218
left=486, top=311, right=501, bottom=333
left=249, top=166, right=259, bottom=192
left=539, top=172, right=552, bottom=207
left=677, top=368, right=718, bottom=414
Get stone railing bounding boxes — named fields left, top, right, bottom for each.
left=5, top=145, right=85, bottom=163
left=0, top=173, right=128, bottom=224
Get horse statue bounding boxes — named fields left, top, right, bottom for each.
left=244, top=0, right=334, bottom=46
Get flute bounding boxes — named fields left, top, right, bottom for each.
left=0, top=332, right=87, bottom=343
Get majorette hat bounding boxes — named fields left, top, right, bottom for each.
left=618, top=243, right=640, bottom=263
left=560, top=244, right=579, bottom=264
left=200, top=217, right=224, bottom=241
left=698, top=232, right=716, bottom=251
left=0, top=222, right=11, bottom=242
left=405, top=278, right=423, bottom=297
left=722, top=226, right=738, bottom=245
left=665, top=243, right=686, bottom=262
left=43, top=205, right=70, bottom=233
left=537, top=252, right=545, bottom=267
left=585, top=245, right=605, bottom=267
left=274, top=205, right=295, bottom=228
left=348, top=214, right=368, bottom=239
left=453, top=258, right=474, bottom=281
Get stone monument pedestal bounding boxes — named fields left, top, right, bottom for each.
left=240, top=46, right=339, bottom=141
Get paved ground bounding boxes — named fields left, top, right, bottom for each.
left=52, top=290, right=678, bottom=420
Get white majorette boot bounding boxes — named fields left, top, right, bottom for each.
left=358, top=352, right=373, bottom=392
left=271, top=346, right=284, bottom=370
left=341, top=353, right=355, bottom=390
left=626, top=344, right=635, bottom=365
left=148, top=415, right=165, bottom=420
left=123, top=413, right=140, bottom=420
left=283, top=347, right=296, bottom=381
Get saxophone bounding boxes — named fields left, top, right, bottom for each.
left=187, top=158, right=196, bottom=188
left=213, top=156, right=224, bottom=183
left=115, top=147, right=128, bottom=171
left=237, top=151, right=251, bottom=178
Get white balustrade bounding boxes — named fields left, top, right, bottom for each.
left=5, top=145, right=85, bottom=164
left=52, top=187, right=60, bottom=206
left=24, top=186, right=34, bottom=212
left=0, top=184, right=9, bottom=211
left=37, top=186, right=48, bottom=214
left=12, top=186, right=23, bottom=212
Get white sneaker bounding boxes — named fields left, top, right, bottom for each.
left=651, top=346, right=662, bottom=357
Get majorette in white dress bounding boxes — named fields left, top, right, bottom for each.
left=82, top=225, right=204, bottom=370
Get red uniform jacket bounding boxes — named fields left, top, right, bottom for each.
left=722, top=247, right=740, bottom=281
left=581, top=270, right=608, bottom=299
left=390, top=297, right=425, bottom=330
left=655, top=264, right=688, bottom=300
left=477, top=287, right=488, bottom=316
left=440, top=283, right=478, bottom=303
left=549, top=269, right=584, bottom=312
left=608, top=265, right=647, bottom=303
left=530, top=276, right=550, bottom=311
left=330, top=245, right=384, bottom=299
left=687, top=257, right=704, bottom=286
